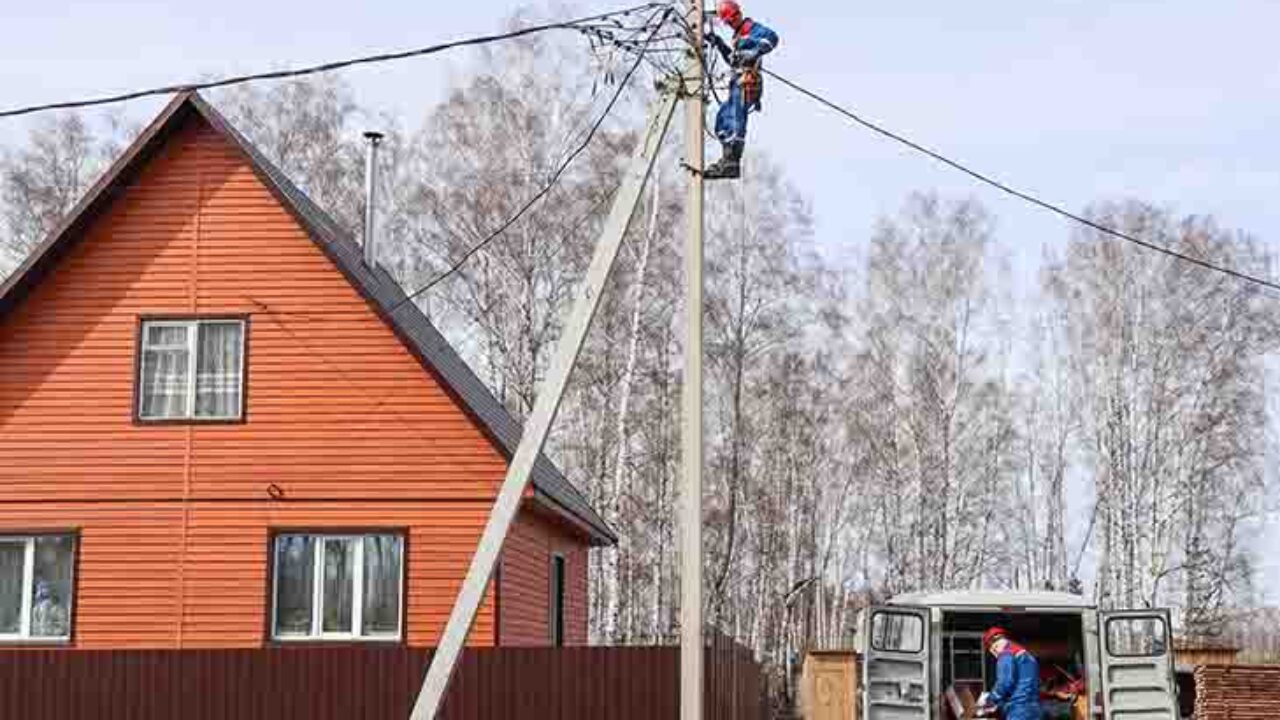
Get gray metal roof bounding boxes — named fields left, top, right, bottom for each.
left=0, top=92, right=615, bottom=546
left=889, top=590, right=1091, bottom=609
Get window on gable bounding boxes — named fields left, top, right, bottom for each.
left=138, top=319, right=245, bottom=421
left=271, top=533, right=404, bottom=641
left=0, top=535, right=76, bottom=642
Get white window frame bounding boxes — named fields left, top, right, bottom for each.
left=270, top=533, right=404, bottom=642
left=0, top=534, right=76, bottom=643
left=137, top=318, right=246, bottom=421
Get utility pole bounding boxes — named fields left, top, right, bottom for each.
left=681, top=0, right=705, bottom=717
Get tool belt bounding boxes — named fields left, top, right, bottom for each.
left=737, top=62, right=763, bottom=110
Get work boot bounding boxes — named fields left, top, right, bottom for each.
left=704, top=142, right=743, bottom=180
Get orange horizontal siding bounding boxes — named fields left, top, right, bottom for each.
left=0, top=118, right=508, bottom=502
left=0, top=111, right=592, bottom=650
left=0, top=504, right=184, bottom=649
left=0, top=501, right=496, bottom=649
left=500, top=506, right=590, bottom=646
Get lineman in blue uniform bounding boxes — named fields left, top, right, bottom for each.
left=981, top=627, right=1042, bottom=720
left=704, top=0, right=779, bottom=179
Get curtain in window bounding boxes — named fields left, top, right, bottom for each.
left=141, top=325, right=190, bottom=418
left=195, top=323, right=242, bottom=418
left=0, top=543, right=22, bottom=635
left=30, top=537, right=73, bottom=638
left=362, top=536, right=402, bottom=636
left=274, top=536, right=315, bottom=637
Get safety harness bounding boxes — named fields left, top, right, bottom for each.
left=735, top=19, right=764, bottom=110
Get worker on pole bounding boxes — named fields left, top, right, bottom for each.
left=703, top=0, right=778, bottom=180
left=979, top=627, right=1043, bottom=720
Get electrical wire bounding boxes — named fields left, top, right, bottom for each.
left=390, top=7, right=675, bottom=311
left=0, top=2, right=667, bottom=119
left=763, top=68, right=1280, bottom=293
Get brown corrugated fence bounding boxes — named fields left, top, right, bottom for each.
left=1194, top=664, right=1280, bottom=720
left=0, top=636, right=765, bottom=719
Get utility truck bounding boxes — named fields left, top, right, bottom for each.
left=855, top=591, right=1179, bottom=720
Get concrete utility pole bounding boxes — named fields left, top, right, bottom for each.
left=681, top=0, right=706, bottom=717
left=409, top=84, right=682, bottom=720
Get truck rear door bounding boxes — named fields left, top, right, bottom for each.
left=862, top=605, right=931, bottom=720
left=1099, top=610, right=1178, bottom=720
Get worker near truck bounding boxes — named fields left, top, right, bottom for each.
left=978, top=627, right=1042, bottom=720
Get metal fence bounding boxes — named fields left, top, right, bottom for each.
left=0, top=636, right=765, bottom=719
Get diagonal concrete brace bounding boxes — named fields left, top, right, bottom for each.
left=410, top=80, right=683, bottom=720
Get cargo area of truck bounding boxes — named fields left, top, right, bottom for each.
left=940, top=610, right=1087, bottom=720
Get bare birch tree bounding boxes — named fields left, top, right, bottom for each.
left=1045, top=201, right=1277, bottom=635
left=0, top=112, right=133, bottom=273
left=845, top=193, right=1016, bottom=594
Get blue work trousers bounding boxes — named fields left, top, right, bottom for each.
left=715, top=79, right=749, bottom=145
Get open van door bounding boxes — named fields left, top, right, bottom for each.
left=862, top=605, right=931, bottom=720
left=1099, top=610, right=1178, bottom=720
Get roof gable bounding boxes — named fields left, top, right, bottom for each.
left=0, top=92, right=613, bottom=545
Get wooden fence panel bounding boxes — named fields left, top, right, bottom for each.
left=0, top=643, right=763, bottom=720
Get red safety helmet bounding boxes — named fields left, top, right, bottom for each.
left=983, top=627, right=1009, bottom=649
left=717, top=0, right=744, bottom=27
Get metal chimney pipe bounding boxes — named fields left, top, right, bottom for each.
left=362, top=131, right=384, bottom=268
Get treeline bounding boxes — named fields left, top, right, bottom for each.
left=2, top=31, right=1276, bottom=696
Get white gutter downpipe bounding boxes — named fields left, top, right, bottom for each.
left=362, top=131, right=384, bottom=268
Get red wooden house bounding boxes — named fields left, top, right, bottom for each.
left=0, top=91, right=613, bottom=649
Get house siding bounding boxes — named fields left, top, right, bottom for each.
left=499, top=506, right=590, bottom=646
left=0, top=114, right=588, bottom=648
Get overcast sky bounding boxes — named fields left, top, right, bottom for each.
left=2, top=0, right=1277, bottom=600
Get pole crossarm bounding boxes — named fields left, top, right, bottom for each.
left=409, top=81, right=683, bottom=720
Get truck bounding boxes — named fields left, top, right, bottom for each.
left=855, top=590, right=1179, bottom=720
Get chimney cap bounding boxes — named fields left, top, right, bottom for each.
left=363, top=131, right=385, bottom=142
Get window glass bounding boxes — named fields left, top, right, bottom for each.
left=274, top=533, right=403, bottom=641
left=195, top=322, right=243, bottom=418
left=322, top=538, right=356, bottom=634
left=30, top=536, right=73, bottom=638
left=550, top=555, right=566, bottom=647
left=0, top=535, right=76, bottom=640
left=0, top=542, right=22, bottom=635
left=872, top=611, right=924, bottom=653
left=1107, top=616, right=1168, bottom=657
left=140, top=324, right=192, bottom=419
left=361, top=536, right=402, bottom=637
left=139, top=320, right=244, bottom=421
left=274, top=536, right=315, bottom=637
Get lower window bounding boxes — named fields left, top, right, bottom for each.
left=0, top=534, right=76, bottom=642
left=271, top=533, right=404, bottom=641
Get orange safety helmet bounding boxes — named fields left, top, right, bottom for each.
left=717, top=0, right=744, bottom=27
left=983, top=627, right=1009, bottom=649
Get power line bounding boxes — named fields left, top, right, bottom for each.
left=763, top=68, right=1280, bottom=294
left=0, top=2, right=668, bottom=120
left=390, top=7, right=675, bottom=312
